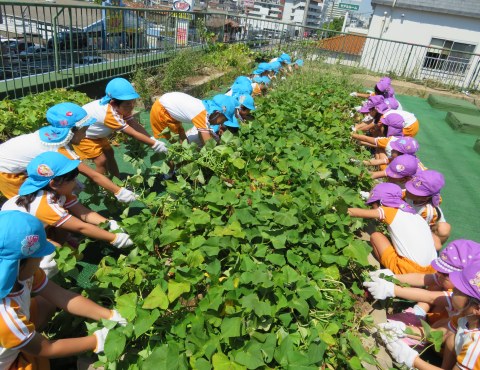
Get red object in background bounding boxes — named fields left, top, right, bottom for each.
left=304, top=32, right=307, bottom=37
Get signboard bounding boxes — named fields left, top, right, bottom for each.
left=173, top=0, right=194, bottom=11
left=106, top=8, right=123, bottom=33
left=338, top=3, right=359, bottom=10
left=243, top=0, right=254, bottom=8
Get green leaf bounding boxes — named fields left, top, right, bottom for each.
left=115, top=293, right=137, bottom=321
left=265, top=253, right=286, bottom=266
left=196, top=358, right=213, bottom=370
left=142, top=284, right=169, bottom=310
left=212, top=353, right=246, bottom=370
left=221, top=316, right=242, bottom=338
left=347, top=333, right=376, bottom=366
left=274, top=335, right=293, bottom=366
left=186, top=249, right=205, bottom=268
left=134, top=308, right=160, bottom=338
left=273, top=212, right=299, bottom=227
left=168, top=280, right=191, bottom=302
left=143, top=343, right=184, bottom=370
left=234, top=343, right=265, bottom=369
left=307, top=341, right=326, bottom=365
left=104, top=329, right=126, bottom=362
left=233, top=158, right=246, bottom=169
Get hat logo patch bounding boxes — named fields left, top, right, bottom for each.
left=222, top=106, right=227, bottom=114
left=37, top=164, right=54, bottom=177
left=415, top=180, right=422, bottom=188
left=21, top=235, right=40, bottom=256
left=469, top=272, right=480, bottom=292
left=399, top=140, right=406, bottom=144
left=59, top=120, right=68, bottom=127
left=44, top=132, right=59, bottom=140
left=66, top=112, right=73, bottom=116
left=239, top=96, right=246, bottom=104
left=441, top=253, right=448, bottom=260
left=396, top=165, right=404, bottom=173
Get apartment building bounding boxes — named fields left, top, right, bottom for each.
left=282, top=0, right=323, bottom=27
left=322, top=0, right=347, bottom=19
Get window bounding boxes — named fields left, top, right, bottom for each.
left=290, top=15, right=294, bottom=20
left=423, top=38, right=476, bottom=75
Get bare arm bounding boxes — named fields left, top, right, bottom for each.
left=68, top=203, right=108, bottom=226
left=351, top=134, right=377, bottom=145
left=122, top=125, right=156, bottom=146
left=371, top=170, right=386, bottom=179
left=395, top=273, right=438, bottom=287
left=78, top=163, right=121, bottom=194
left=20, top=332, right=97, bottom=359
left=347, top=208, right=380, bottom=219
left=393, top=285, right=448, bottom=306
left=38, top=281, right=111, bottom=320
left=356, top=93, right=371, bottom=98
left=126, top=118, right=151, bottom=137
left=363, top=158, right=387, bottom=166
left=60, top=214, right=115, bottom=243
left=200, top=131, right=212, bottom=146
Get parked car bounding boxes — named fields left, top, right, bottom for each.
left=78, top=56, right=107, bottom=66
left=47, top=31, right=88, bottom=50
left=20, top=46, right=51, bottom=55
left=6, top=41, right=34, bottom=54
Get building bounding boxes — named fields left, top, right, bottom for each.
left=361, top=0, right=480, bottom=87
left=281, top=0, right=323, bottom=27
left=322, top=0, right=347, bottom=20
left=247, top=0, right=284, bottom=22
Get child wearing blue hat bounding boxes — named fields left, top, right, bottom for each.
left=75, top=78, right=167, bottom=179
left=252, top=77, right=266, bottom=96
left=2, top=152, right=133, bottom=274
left=0, top=211, right=128, bottom=369
left=293, top=59, right=304, bottom=71
left=253, top=63, right=271, bottom=78
left=0, top=103, right=138, bottom=204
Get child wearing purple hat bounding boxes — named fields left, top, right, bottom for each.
left=383, top=109, right=419, bottom=137
left=353, top=95, right=390, bottom=134
left=405, top=170, right=451, bottom=245
left=370, top=154, right=422, bottom=186
left=348, top=183, right=437, bottom=275
left=373, top=262, right=480, bottom=370
left=350, top=77, right=394, bottom=99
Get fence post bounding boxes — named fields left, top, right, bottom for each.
left=220, top=14, right=226, bottom=43
left=68, top=7, right=75, bottom=87
left=134, top=9, right=138, bottom=69
left=53, top=7, right=65, bottom=73
left=401, top=44, right=413, bottom=77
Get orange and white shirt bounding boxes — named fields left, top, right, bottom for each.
left=186, top=126, right=219, bottom=148
left=1, top=191, right=78, bottom=228
left=252, top=83, right=262, bottom=96
left=159, top=93, right=210, bottom=134
left=82, top=100, right=132, bottom=140
left=448, top=314, right=480, bottom=370
left=383, top=109, right=417, bottom=128
left=0, top=269, right=48, bottom=370
left=377, top=206, right=437, bottom=267
left=402, top=190, right=446, bottom=226
left=0, top=132, right=79, bottom=175
left=375, top=136, right=400, bottom=157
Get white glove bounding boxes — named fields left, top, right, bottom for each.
left=363, top=115, right=373, bottom=122
left=281, top=76, right=287, bottom=81
left=350, top=112, right=355, bottom=118
left=39, top=252, right=59, bottom=278
left=363, top=277, right=395, bottom=300
left=349, top=92, right=357, bottom=97
left=108, top=220, right=124, bottom=232
left=369, top=269, right=395, bottom=279
left=374, top=321, right=407, bottom=340
left=359, top=191, right=370, bottom=201
left=381, top=336, right=418, bottom=368
left=114, top=187, right=138, bottom=203
left=151, top=139, right=168, bottom=154
left=73, top=179, right=86, bottom=195
left=112, top=233, right=134, bottom=249
left=366, top=90, right=374, bottom=94
left=109, top=309, right=128, bottom=327
left=354, top=105, right=362, bottom=111
left=93, top=327, right=109, bottom=354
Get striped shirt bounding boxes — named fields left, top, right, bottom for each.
left=449, top=315, right=480, bottom=370
left=82, top=100, right=132, bottom=140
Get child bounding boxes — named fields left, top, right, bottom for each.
left=293, top=59, right=304, bottom=70
left=0, top=211, right=128, bottom=369
left=362, top=136, right=423, bottom=170
left=373, top=263, right=480, bottom=370
left=354, top=95, right=390, bottom=134
left=278, top=54, right=293, bottom=76
left=232, top=94, right=256, bottom=127
left=225, top=77, right=253, bottom=97
left=350, top=77, right=393, bottom=99
left=150, top=93, right=238, bottom=146
left=186, top=124, right=238, bottom=148
left=405, top=170, right=451, bottom=244
left=0, top=103, right=137, bottom=203
left=75, top=78, right=167, bottom=178
left=370, top=154, right=422, bottom=186
left=347, top=182, right=438, bottom=274
left=251, top=77, right=265, bottom=96
left=1, top=152, right=133, bottom=275
left=253, top=63, right=271, bottom=78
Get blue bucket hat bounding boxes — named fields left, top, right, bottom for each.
left=202, top=95, right=238, bottom=127
left=294, top=59, right=304, bottom=67
left=99, top=78, right=140, bottom=106
left=280, top=53, right=291, bottom=64
left=253, top=76, right=263, bottom=84
left=237, top=94, right=255, bottom=111
left=40, top=103, right=96, bottom=146
left=234, top=76, right=251, bottom=86
left=19, top=152, right=81, bottom=196
left=0, top=211, right=55, bottom=299
left=232, top=81, right=253, bottom=96
left=269, top=61, right=281, bottom=72
left=254, top=62, right=271, bottom=74
left=261, top=76, right=271, bottom=86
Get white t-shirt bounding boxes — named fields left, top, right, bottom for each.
left=159, top=92, right=206, bottom=125
left=82, top=100, right=132, bottom=140
left=377, top=206, right=437, bottom=266
left=186, top=126, right=219, bottom=148
left=0, top=132, right=79, bottom=174
left=384, top=109, right=417, bottom=127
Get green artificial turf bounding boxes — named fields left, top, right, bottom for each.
left=427, top=94, right=480, bottom=116
left=397, top=94, right=480, bottom=244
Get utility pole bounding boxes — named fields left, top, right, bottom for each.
left=301, top=0, right=311, bottom=27
left=325, top=0, right=335, bottom=34
left=341, top=10, right=349, bottom=32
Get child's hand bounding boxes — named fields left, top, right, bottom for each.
left=112, top=233, right=134, bottom=249
left=115, top=187, right=138, bottom=203
left=108, top=220, right=124, bottom=232
left=109, top=309, right=128, bottom=327
left=379, top=334, right=418, bottom=368
left=93, top=327, right=110, bottom=354
left=369, top=269, right=395, bottom=279
left=374, top=321, right=407, bottom=340
left=363, top=277, right=395, bottom=299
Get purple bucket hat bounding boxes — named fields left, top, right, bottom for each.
left=385, top=154, right=419, bottom=179
left=386, top=126, right=404, bottom=137
left=359, top=95, right=385, bottom=113
left=450, top=263, right=480, bottom=301
left=385, top=97, right=399, bottom=109
left=405, top=170, right=445, bottom=207
left=390, top=137, right=419, bottom=155
left=380, top=113, right=404, bottom=129
left=377, top=78, right=391, bottom=92
left=385, top=87, right=395, bottom=98
left=365, top=183, right=416, bottom=214
left=431, top=239, right=480, bottom=274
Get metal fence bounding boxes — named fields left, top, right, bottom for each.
left=1, top=1, right=479, bottom=100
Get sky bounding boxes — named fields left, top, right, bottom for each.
left=339, top=0, right=374, bottom=16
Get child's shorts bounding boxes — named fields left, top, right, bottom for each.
left=73, top=138, right=112, bottom=160
left=0, top=171, right=28, bottom=199
left=427, top=308, right=449, bottom=326
left=381, top=246, right=436, bottom=275
left=8, top=298, right=50, bottom=370
left=403, top=120, right=419, bottom=138
left=150, top=100, right=186, bottom=140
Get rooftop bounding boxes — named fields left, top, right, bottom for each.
left=371, top=0, right=480, bottom=19
left=317, top=34, right=366, bottom=55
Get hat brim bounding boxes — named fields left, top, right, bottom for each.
left=253, top=69, right=263, bottom=74
left=39, top=126, right=71, bottom=144
left=364, top=196, right=380, bottom=205
left=359, top=105, right=371, bottom=114
left=430, top=257, right=458, bottom=274
left=242, top=103, right=255, bottom=111
left=450, top=270, right=480, bottom=300
left=224, top=115, right=240, bottom=128
left=405, top=180, right=430, bottom=197
left=80, top=116, right=97, bottom=127
left=112, top=92, right=140, bottom=101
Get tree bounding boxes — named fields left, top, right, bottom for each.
left=322, top=17, right=343, bottom=32
left=93, top=0, right=102, bottom=4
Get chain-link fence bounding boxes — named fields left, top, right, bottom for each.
left=1, top=1, right=479, bottom=100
